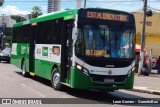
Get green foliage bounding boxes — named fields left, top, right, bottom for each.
left=31, top=6, right=43, bottom=18
left=0, top=0, right=4, bottom=6
left=10, top=15, right=26, bottom=22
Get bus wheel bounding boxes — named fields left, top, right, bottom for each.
left=51, top=68, right=62, bottom=90
left=22, top=61, right=27, bottom=77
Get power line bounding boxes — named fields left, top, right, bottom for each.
left=87, top=0, right=142, bottom=10
left=5, top=0, right=159, bottom=2
left=147, top=6, right=160, bottom=11
left=2, top=0, right=160, bottom=13
left=4, top=0, right=143, bottom=5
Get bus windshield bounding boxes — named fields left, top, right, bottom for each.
left=75, top=22, right=135, bottom=59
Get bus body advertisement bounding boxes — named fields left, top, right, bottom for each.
left=11, top=8, right=135, bottom=91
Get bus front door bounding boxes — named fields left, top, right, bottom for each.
left=29, top=23, right=36, bottom=76
left=61, top=20, right=73, bottom=82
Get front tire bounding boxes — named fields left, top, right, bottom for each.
left=51, top=68, right=62, bottom=90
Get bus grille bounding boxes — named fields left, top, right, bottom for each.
left=90, top=74, right=128, bottom=83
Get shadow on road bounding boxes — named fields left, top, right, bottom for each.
left=15, top=71, right=51, bottom=87
left=14, top=71, right=160, bottom=106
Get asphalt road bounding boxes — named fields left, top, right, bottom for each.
left=0, top=62, right=160, bottom=107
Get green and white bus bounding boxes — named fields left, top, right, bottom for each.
left=11, top=8, right=135, bottom=91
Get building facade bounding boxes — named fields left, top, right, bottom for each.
left=0, top=15, right=16, bottom=47
left=76, top=0, right=81, bottom=8
left=0, top=15, right=16, bottom=28
left=48, top=0, right=61, bottom=13
left=133, top=12, right=160, bottom=57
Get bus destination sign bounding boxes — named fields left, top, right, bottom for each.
left=87, top=11, right=128, bottom=22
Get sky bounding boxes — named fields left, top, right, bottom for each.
left=0, top=0, right=160, bottom=15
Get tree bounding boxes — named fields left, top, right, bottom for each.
left=31, top=6, right=43, bottom=18
left=0, top=0, right=4, bottom=6
left=10, top=15, right=26, bottom=22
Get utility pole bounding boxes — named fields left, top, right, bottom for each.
left=84, top=0, right=86, bottom=8
left=138, top=0, right=147, bottom=75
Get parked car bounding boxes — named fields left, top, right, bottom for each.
left=152, top=57, right=157, bottom=69
left=0, top=47, right=11, bottom=63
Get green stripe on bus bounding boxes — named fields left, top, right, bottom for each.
left=64, top=15, right=75, bottom=20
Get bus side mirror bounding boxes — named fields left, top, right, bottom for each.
left=72, top=28, right=77, bottom=40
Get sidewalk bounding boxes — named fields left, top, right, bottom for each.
left=129, top=69, right=160, bottom=95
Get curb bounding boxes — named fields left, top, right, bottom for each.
left=134, top=73, right=159, bottom=78
left=148, top=74, right=160, bottom=78
left=128, top=87, right=160, bottom=95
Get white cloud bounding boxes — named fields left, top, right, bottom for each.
left=0, top=5, right=30, bottom=15
left=41, top=5, right=47, bottom=11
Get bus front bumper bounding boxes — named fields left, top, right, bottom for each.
left=70, top=68, right=134, bottom=90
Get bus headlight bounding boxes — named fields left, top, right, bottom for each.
left=76, top=64, right=89, bottom=76
left=76, top=64, right=82, bottom=70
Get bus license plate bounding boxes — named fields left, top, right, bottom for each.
left=104, top=78, right=114, bottom=83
